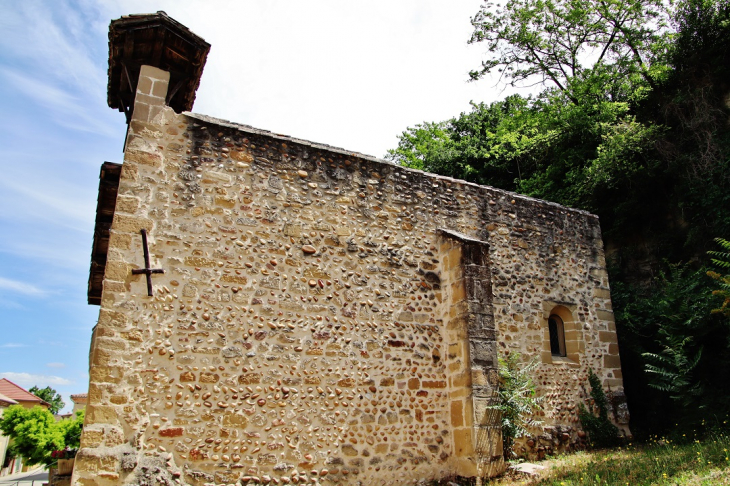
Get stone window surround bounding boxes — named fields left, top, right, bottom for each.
left=541, top=302, right=583, bottom=365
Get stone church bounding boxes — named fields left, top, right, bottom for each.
left=75, top=11, right=629, bottom=486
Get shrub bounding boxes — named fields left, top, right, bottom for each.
left=490, top=353, right=542, bottom=459
left=579, top=369, right=620, bottom=448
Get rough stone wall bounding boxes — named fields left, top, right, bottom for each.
left=484, top=193, right=629, bottom=458
left=74, top=65, right=627, bottom=486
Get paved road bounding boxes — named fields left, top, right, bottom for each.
left=0, top=468, right=48, bottom=485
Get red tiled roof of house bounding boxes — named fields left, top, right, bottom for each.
left=0, top=378, right=48, bottom=405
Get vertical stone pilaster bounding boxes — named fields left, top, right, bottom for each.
left=73, top=65, right=173, bottom=486
left=439, top=229, right=505, bottom=479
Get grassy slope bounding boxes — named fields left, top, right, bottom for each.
left=485, top=431, right=730, bottom=486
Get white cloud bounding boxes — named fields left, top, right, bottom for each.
left=47, top=362, right=66, bottom=369
left=0, top=277, right=46, bottom=296
left=0, top=1, right=107, bottom=96
left=0, top=68, right=116, bottom=137
left=0, top=343, right=27, bottom=348
left=0, top=372, right=72, bottom=387
left=0, top=159, right=96, bottom=232
left=0, top=227, right=94, bottom=275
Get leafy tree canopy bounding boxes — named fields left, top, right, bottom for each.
left=29, top=386, right=65, bottom=414
left=0, top=405, right=84, bottom=467
left=388, top=0, right=730, bottom=257
left=469, top=0, right=674, bottom=101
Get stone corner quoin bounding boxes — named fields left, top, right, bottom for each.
left=73, top=13, right=630, bottom=486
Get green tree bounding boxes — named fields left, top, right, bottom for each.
left=468, top=0, right=673, bottom=99
left=389, top=0, right=730, bottom=254
left=648, top=0, right=730, bottom=252
left=387, top=88, right=662, bottom=224
left=386, top=95, right=551, bottom=189
left=57, top=410, right=85, bottom=451
left=0, top=405, right=84, bottom=467
left=0, top=405, right=63, bottom=467
left=384, top=121, right=453, bottom=172
left=29, top=386, right=65, bottom=414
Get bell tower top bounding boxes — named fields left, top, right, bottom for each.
left=107, top=11, right=210, bottom=122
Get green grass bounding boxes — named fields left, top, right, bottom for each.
left=486, top=430, right=730, bottom=485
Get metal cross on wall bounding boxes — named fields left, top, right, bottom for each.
left=131, top=229, right=164, bottom=296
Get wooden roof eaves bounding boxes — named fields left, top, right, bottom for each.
left=87, top=162, right=122, bottom=306
left=107, top=11, right=210, bottom=115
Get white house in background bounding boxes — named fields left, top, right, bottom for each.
left=57, top=393, right=88, bottom=421
left=70, top=394, right=87, bottom=415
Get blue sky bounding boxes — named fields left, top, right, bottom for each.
left=0, top=0, right=509, bottom=412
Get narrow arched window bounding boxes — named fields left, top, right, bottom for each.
left=548, top=315, right=566, bottom=357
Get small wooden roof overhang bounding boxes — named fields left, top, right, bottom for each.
left=107, top=10, right=210, bottom=121
left=88, top=162, right=122, bottom=305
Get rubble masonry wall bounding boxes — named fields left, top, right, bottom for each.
left=73, top=65, right=626, bottom=486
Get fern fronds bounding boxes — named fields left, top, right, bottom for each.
left=643, top=333, right=703, bottom=407
left=708, top=238, right=730, bottom=317
left=708, top=237, right=730, bottom=269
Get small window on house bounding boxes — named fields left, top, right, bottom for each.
left=548, top=315, right=566, bottom=357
